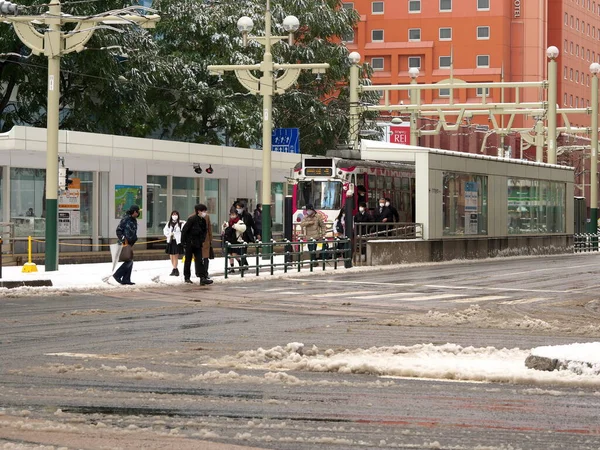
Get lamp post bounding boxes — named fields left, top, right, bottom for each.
left=546, top=46, right=559, bottom=165
left=348, top=51, right=361, bottom=150
left=1, top=0, right=159, bottom=271
left=207, top=0, right=328, bottom=244
left=589, top=62, right=600, bottom=232
left=408, top=67, right=420, bottom=146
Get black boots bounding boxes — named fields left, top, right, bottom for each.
left=200, top=278, right=214, bottom=286
left=170, top=268, right=179, bottom=276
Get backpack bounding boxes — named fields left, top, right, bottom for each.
left=335, top=219, right=344, bottom=235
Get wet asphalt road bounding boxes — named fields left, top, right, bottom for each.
left=2, top=253, right=600, bottom=449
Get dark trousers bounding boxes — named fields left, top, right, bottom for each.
left=308, top=242, right=317, bottom=261
left=200, top=258, right=210, bottom=278
left=184, top=245, right=208, bottom=280
left=114, top=260, right=133, bottom=283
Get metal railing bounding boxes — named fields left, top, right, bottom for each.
left=354, top=222, right=423, bottom=265
left=574, top=233, right=600, bottom=252
left=223, top=238, right=351, bottom=278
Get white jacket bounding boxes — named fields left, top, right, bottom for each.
left=222, top=220, right=247, bottom=243
left=163, top=221, right=184, bottom=244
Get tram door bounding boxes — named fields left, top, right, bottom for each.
left=574, top=197, right=587, bottom=233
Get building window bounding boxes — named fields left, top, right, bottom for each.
left=564, top=66, right=567, bottom=79
left=476, top=87, right=490, bottom=97
left=371, top=57, right=384, bottom=71
left=570, top=41, right=573, bottom=53
left=371, top=1, right=384, bottom=14
left=570, top=94, right=573, bottom=106
left=477, top=26, right=490, bottom=39
left=371, top=29, right=384, bottom=42
left=342, top=29, right=354, bottom=43
left=564, top=39, right=568, bottom=52
left=439, top=88, right=450, bottom=97
left=576, top=44, right=579, bottom=56
left=409, top=0, right=421, bottom=12
left=577, top=18, right=580, bottom=30
left=576, top=70, right=579, bottom=83
left=440, top=0, right=452, bottom=11
left=408, top=56, right=421, bottom=68
left=476, top=55, right=490, bottom=67
left=508, top=178, right=566, bottom=234
left=564, top=93, right=568, bottom=105
left=570, top=68, right=573, bottom=80
left=478, top=0, right=490, bottom=10
left=571, top=15, right=574, bottom=27
left=439, top=27, right=452, bottom=40
left=565, top=12, right=569, bottom=24
left=342, top=2, right=354, bottom=9
left=408, top=28, right=421, bottom=41
left=439, top=56, right=452, bottom=68
left=146, top=175, right=168, bottom=236
left=173, top=177, right=221, bottom=235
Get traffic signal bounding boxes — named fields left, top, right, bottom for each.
left=65, top=168, right=73, bottom=189
left=0, top=0, right=19, bottom=15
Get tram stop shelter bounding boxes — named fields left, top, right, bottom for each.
left=359, top=140, right=574, bottom=264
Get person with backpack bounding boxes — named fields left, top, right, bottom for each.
left=181, top=204, right=213, bottom=286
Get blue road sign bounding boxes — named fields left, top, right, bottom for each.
left=272, top=128, right=299, bottom=153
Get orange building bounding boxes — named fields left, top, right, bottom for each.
left=343, top=0, right=600, bottom=130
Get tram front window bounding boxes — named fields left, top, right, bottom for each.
left=297, top=180, right=342, bottom=210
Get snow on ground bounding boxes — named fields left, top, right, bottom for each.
left=1, top=253, right=600, bottom=381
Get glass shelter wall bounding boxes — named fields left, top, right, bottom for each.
left=147, top=175, right=168, bottom=235
left=442, top=172, right=488, bottom=236
left=10, top=168, right=46, bottom=237
left=508, top=178, right=566, bottom=234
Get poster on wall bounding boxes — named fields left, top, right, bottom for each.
left=115, top=185, right=143, bottom=219
left=464, top=182, right=478, bottom=212
left=58, top=178, right=81, bottom=236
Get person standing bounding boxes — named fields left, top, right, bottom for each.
left=234, top=200, right=256, bottom=243
left=222, top=208, right=248, bottom=273
left=199, top=205, right=213, bottom=280
left=114, top=204, right=140, bottom=285
left=385, top=197, right=400, bottom=222
left=163, top=210, right=184, bottom=276
left=253, top=203, right=263, bottom=241
left=354, top=202, right=372, bottom=260
left=300, top=204, right=325, bottom=263
left=181, top=204, right=213, bottom=286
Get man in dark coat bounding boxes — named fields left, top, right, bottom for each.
left=385, top=197, right=400, bottom=222
left=234, top=201, right=256, bottom=243
left=114, top=204, right=140, bottom=285
left=253, top=204, right=263, bottom=241
left=182, top=204, right=213, bottom=285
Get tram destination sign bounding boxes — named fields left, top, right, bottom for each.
left=304, top=167, right=333, bottom=176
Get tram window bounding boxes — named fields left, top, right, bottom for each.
left=376, top=176, right=384, bottom=189
left=297, top=180, right=343, bottom=210
left=402, top=177, right=410, bottom=189
left=385, top=176, right=393, bottom=189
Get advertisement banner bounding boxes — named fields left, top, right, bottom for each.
left=115, top=185, right=143, bottom=219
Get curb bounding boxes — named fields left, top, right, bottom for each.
left=0, top=280, right=53, bottom=289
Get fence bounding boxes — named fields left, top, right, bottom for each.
left=573, top=233, right=599, bottom=252
left=353, top=222, right=423, bottom=265
left=223, top=238, right=351, bottom=278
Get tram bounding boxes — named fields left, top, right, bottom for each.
left=291, top=157, right=416, bottom=227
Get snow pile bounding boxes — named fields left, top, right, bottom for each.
left=206, top=342, right=600, bottom=387
left=529, top=342, right=600, bottom=375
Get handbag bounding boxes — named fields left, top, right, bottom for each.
left=209, top=246, right=215, bottom=260
left=120, top=244, right=134, bottom=262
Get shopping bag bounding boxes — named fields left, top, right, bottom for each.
left=120, top=244, right=133, bottom=262
left=110, top=242, right=123, bottom=272
left=209, top=246, right=215, bottom=260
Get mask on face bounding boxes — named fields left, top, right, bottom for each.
left=200, top=212, right=207, bottom=218
left=385, top=202, right=390, bottom=207
left=171, top=215, right=178, bottom=221
left=359, top=207, right=365, bottom=212
left=236, top=208, right=243, bottom=214
left=379, top=203, right=385, bottom=208
left=307, top=210, right=314, bottom=216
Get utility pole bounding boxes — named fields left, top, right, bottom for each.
left=208, top=0, right=328, bottom=245
left=1, top=1, right=159, bottom=271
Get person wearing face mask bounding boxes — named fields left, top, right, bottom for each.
left=354, top=202, right=372, bottom=260
left=300, top=204, right=325, bottom=264
left=199, top=206, right=214, bottom=280
left=181, top=204, right=213, bottom=286
left=374, top=197, right=394, bottom=232
left=233, top=200, right=256, bottom=243
left=222, top=207, right=248, bottom=273
left=163, top=210, right=185, bottom=276
left=385, top=197, right=400, bottom=223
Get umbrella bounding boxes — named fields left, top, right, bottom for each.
left=110, top=242, right=123, bottom=272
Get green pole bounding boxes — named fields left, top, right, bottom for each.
left=44, top=0, right=61, bottom=271
left=260, top=0, right=273, bottom=244
left=590, top=67, right=599, bottom=234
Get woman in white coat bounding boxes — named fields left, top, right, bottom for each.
left=163, top=210, right=185, bottom=276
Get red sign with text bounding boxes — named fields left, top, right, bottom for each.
left=389, top=125, right=409, bottom=144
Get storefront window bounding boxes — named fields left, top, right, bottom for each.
left=10, top=168, right=46, bottom=237
left=173, top=177, right=220, bottom=234
left=147, top=175, right=168, bottom=235
left=58, top=171, right=93, bottom=236
left=508, top=178, right=565, bottom=234
left=0, top=167, right=3, bottom=220
left=442, top=172, right=488, bottom=236
left=271, top=182, right=284, bottom=232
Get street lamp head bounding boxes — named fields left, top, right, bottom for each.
left=237, top=16, right=254, bottom=33
left=282, top=15, right=300, bottom=32
left=391, top=117, right=403, bottom=124
left=408, top=67, right=420, bottom=79
left=590, top=62, right=600, bottom=75
left=348, top=51, right=361, bottom=65
left=546, top=46, right=559, bottom=60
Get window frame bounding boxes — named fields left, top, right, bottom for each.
left=477, top=0, right=490, bottom=10
left=440, top=0, right=452, bottom=12
left=439, top=27, right=452, bottom=40
left=371, top=57, right=384, bottom=71
left=476, top=55, right=490, bottom=68
left=371, top=1, right=384, bottom=14
left=477, top=26, right=490, bottom=40
left=439, top=55, right=452, bottom=69
left=371, top=29, right=384, bottom=42
left=408, top=0, right=421, bottom=13
left=408, top=56, right=422, bottom=69
left=408, top=28, right=421, bottom=41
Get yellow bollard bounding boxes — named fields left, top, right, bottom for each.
left=22, top=235, right=38, bottom=273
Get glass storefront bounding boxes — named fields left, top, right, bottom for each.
left=256, top=181, right=285, bottom=233
left=73, top=171, right=93, bottom=236
left=10, top=168, right=46, bottom=237
left=171, top=176, right=221, bottom=234
left=442, top=172, right=488, bottom=236
left=147, top=175, right=168, bottom=235
left=508, top=178, right=566, bottom=234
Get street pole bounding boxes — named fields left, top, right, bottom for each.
left=589, top=63, right=600, bottom=233
left=546, top=46, right=559, bottom=165
left=2, top=1, right=159, bottom=271
left=348, top=52, right=360, bottom=150
left=409, top=67, right=420, bottom=146
left=207, top=1, right=328, bottom=244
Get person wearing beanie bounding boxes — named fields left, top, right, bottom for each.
left=114, top=204, right=140, bottom=285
